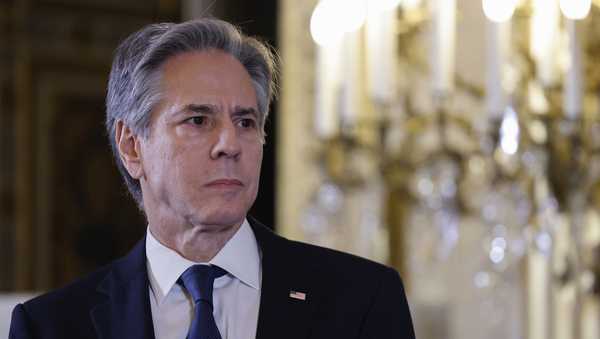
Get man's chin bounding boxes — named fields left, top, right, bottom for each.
left=188, top=211, right=246, bottom=231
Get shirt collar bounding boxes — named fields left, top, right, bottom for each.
left=146, top=219, right=261, bottom=304
left=210, top=219, right=261, bottom=291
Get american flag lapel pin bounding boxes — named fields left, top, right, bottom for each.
left=289, top=290, right=307, bottom=301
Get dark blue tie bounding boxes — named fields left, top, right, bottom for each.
left=180, top=265, right=228, bottom=339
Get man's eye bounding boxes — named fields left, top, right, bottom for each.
left=239, top=118, right=256, bottom=129
left=190, top=116, right=207, bottom=125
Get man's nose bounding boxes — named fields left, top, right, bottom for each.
left=210, top=121, right=241, bottom=160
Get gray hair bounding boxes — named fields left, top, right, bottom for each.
left=105, top=18, right=278, bottom=207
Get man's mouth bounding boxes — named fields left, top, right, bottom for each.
left=205, top=179, right=244, bottom=187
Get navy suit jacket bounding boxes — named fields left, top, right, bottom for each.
left=9, top=218, right=415, bottom=339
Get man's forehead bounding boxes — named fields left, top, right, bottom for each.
left=160, top=49, right=246, bottom=76
left=157, top=51, right=257, bottom=104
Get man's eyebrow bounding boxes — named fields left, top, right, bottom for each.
left=233, top=106, right=258, bottom=117
left=184, top=104, right=218, bottom=114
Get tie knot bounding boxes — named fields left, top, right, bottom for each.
left=179, top=265, right=228, bottom=304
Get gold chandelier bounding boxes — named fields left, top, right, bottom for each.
left=298, top=0, right=600, bottom=338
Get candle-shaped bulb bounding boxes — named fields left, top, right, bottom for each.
left=563, top=19, right=583, bottom=119
left=560, top=0, right=591, bottom=20
left=310, top=0, right=366, bottom=46
left=482, top=0, right=518, bottom=23
left=430, top=0, right=456, bottom=95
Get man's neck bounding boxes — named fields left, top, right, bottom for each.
left=148, top=219, right=243, bottom=263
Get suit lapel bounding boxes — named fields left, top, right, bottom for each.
left=90, top=238, right=156, bottom=339
left=88, top=220, right=319, bottom=339
left=250, top=218, right=322, bottom=339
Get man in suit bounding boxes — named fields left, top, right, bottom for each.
left=9, top=18, right=415, bottom=339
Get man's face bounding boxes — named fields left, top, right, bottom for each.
left=138, top=50, right=263, bottom=229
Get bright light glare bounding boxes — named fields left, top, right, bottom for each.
left=417, top=178, right=434, bottom=196
left=338, top=0, right=366, bottom=32
left=368, top=0, right=402, bottom=13
left=310, top=0, right=366, bottom=46
left=491, top=237, right=507, bottom=250
left=482, top=0, right=518, bottom=22
left=489, top=246, right=505, bottom=264
left=536, top=232, right=552, bottom=252
left=310, top=1, right=343, bottom=46
left=500, top=107, right=520, bottom=155
left=560, top=0, right=591, bottom=19
left=474, top=271, right=491, bottom=288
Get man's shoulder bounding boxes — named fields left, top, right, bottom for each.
left=10, top=262, right=122, bottom=338
left=22, top=263, right=112, bottom=314
left=251, top=218, right=397, bottom=281
left=275, top=235, right=414, bottom=337
left=288, top=238, right=389, bottom=268
left=21, top=237, right=146, bottom=315
left=282, top=237, right=401, bottom=287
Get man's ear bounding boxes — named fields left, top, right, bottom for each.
left=115, top=120, right=144, bottom=180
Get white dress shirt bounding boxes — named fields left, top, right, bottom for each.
left=146, top=219, right=262, bottom=339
